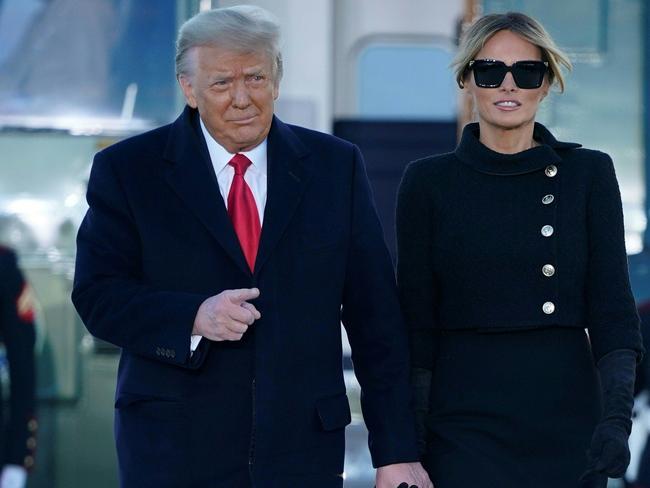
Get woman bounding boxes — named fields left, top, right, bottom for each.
left=396, top=12, right=643, bottom=488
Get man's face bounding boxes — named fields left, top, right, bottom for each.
left=179, top=45, right=279, bottom=153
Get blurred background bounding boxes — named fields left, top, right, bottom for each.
left=0, top=0, right=648, bottom=486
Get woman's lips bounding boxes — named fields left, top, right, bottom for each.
left=494, top=100, right=521, bottom=111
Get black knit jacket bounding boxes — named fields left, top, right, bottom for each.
left=396, top=122, right=644, bottom=369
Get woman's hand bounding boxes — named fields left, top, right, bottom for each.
left=583, top=420, right=630, bottom=478
left=581, top=348, right=637, bottom=480
left=375, top=462, right=434, bottom=488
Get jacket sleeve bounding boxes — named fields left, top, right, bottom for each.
left=340, top=145, right=419, bottom=468
left=585, top=153, right=644, bottom=362
left=71, top=151, right=210, bottom=368
left=0, top=250, right=37, bottom=469
left=395, top=162, right=437, bottom=371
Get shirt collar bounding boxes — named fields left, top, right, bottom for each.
left=200, top=117, right=268, bottom=176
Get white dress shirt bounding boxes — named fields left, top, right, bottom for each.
left=190, top=119, right=268, bottom=352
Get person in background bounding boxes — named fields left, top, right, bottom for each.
left=0, top=246, right=37, bottom=488
left=72, top=5, right=431, bottom=488
left=396, top=11, right=643, bottom=488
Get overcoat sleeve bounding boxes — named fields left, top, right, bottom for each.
left=585, top=153, right=644, bottom=361
left=340, top=146, right=419, bottom=468
left=72, top=151, right=209, bottom=367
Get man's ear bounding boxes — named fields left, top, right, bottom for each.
left=178, top=75, right=198, bottom=108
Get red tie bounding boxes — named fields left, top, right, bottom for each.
left=227, top=153, right=261, bottom=272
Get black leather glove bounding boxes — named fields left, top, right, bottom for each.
left=411, top=367, right=432, bottom=457
left=583, top=348, right=637, bottom=480
left=578, top=470, right=607, bottom=488
left=375, top=483, right=418, bottom=488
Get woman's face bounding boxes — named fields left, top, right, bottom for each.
left=465, top=30, right=549, bottom=133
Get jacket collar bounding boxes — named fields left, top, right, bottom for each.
left=455, top=122, right=582, bottom=176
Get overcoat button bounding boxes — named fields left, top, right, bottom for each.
left=542, top=264, right=555, bottom=277
left=542, top=194, right=555, bottom=205
left=543, top=302, right=555, bottom=314
left=545, top=165, right=558, bottom=177
left=541, top=225, right=554, bottom=237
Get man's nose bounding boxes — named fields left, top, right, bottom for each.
left=231, top=80, right=251, bottom=108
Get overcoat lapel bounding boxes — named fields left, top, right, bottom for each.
left=253, top=116, right=311, bottom=275
left=162, top=107, right=251, bottom=275
left=161, top=108, right=311, bottom=277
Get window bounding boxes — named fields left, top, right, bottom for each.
left=358, top=43, right=456, bottom=120
left=0, top=0, right=178, bottom=134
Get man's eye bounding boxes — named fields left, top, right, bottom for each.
left=212, top=80, right=228, bottom=86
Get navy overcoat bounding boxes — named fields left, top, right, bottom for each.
left=72, top=107, right=418, bottom=488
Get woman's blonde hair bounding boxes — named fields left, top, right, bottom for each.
left=452, top=12, right=571, bottom=92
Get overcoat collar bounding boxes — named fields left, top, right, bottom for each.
left=162, top=106, right=311, bottom=276
left=455, top=122, right=582, bottom=176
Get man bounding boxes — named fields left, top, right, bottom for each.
left=72, top=6, right=431, bottom=488
left=0, top=246, right=37, bottom=488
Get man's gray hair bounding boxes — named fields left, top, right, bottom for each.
left=175, top=5, right=283, bottom=81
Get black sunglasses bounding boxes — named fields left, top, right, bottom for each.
left=467, top=59, right=549, bottom=89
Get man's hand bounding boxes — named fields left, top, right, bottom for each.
left=192, top=288, right=261, bottom=341
left=0, top=465, right=27, bottom=488
left=376, top=462, right=433, bottom=488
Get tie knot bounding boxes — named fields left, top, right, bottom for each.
left=229, top=153, right=252, bottom=176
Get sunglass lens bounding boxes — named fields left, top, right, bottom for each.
left=472, top=62, right=506, bottom=88
left=512, top=62, right=546, bottom=89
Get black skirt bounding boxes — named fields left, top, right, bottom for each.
left=423, top=327, right=607, bottom=488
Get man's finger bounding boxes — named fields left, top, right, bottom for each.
left=241, top=302, right=261, bottom=320
left=220, top=329, right=244, bottom=342
left=227, top=288, right=260, bottom=304
left=229, top=305, right=256, bottom=325
left=225, top=320, right=249, bottom=335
